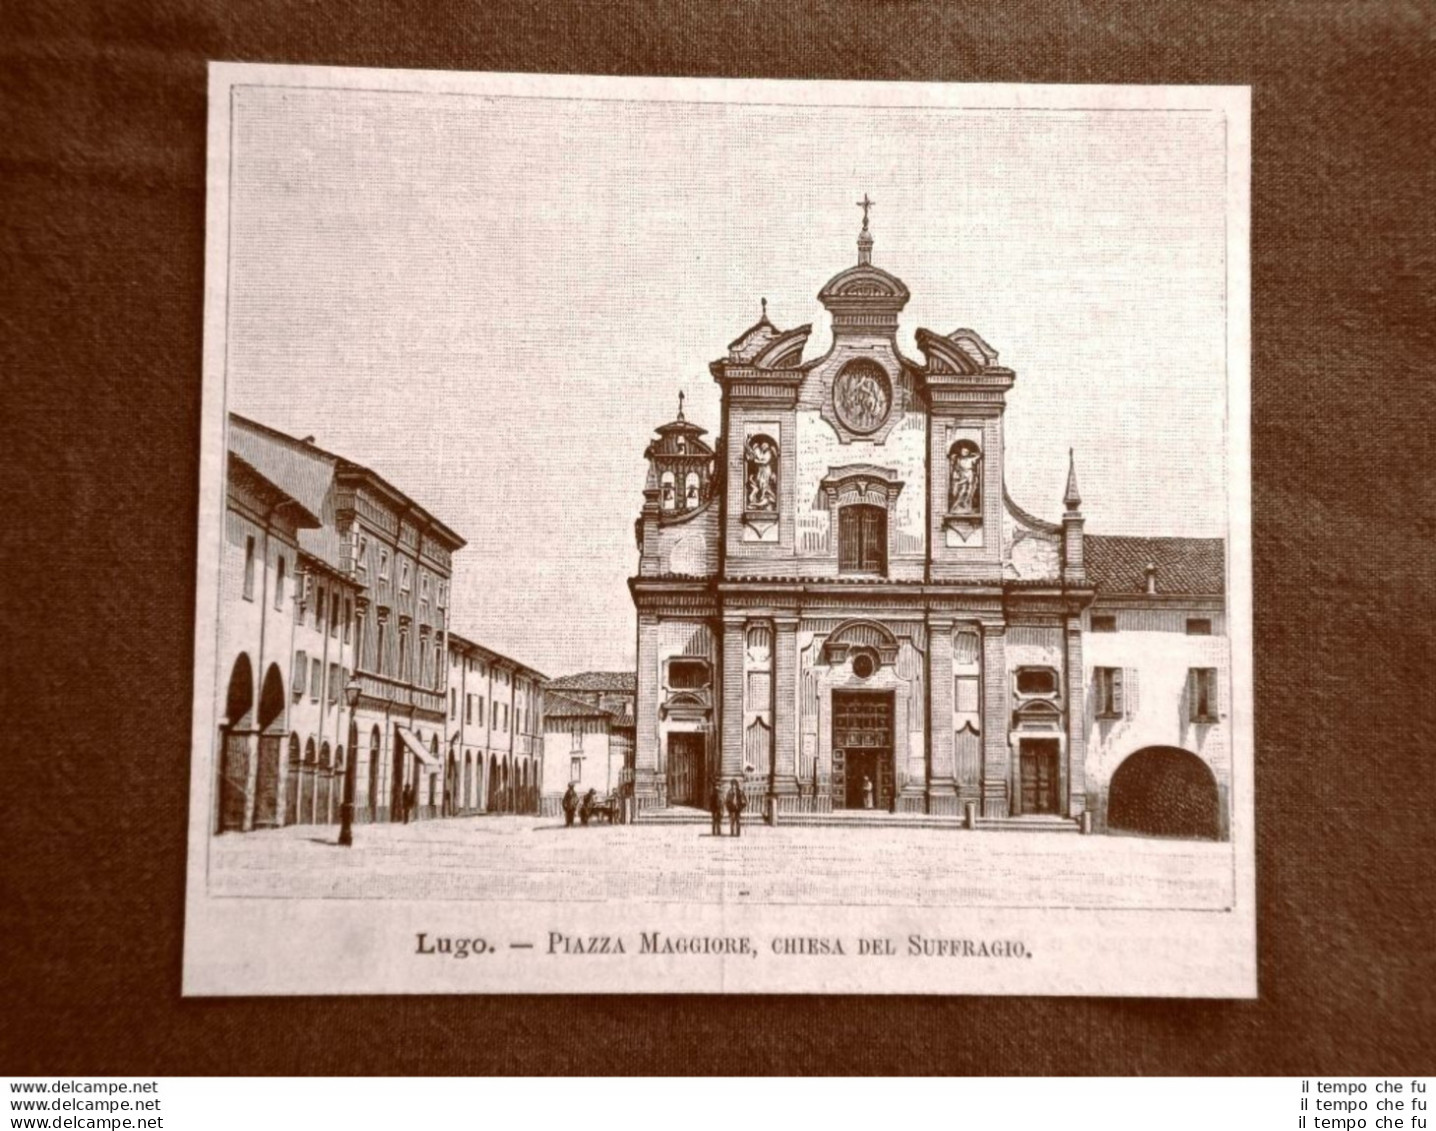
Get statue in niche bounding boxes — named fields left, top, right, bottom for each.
left=948, top=439, right=982, bottom=515
left=744, top=435, right=779, bottom=512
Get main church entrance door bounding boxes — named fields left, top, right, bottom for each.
left=832, top=691, right=894, bottom=810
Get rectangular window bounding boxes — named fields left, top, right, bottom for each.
left=375, top=622, right=386, bottom=676
left=400, top=560, right=412, bottom=591
left=343, top=597, right=352, bottom=644
left=466, top=694, right=474, bottom=725
left=274, top=555, right=287, bottom=611
left=1186, top=618, right=1213, bottom=636
left=316, top=584, right=326, bottom=631
left=1095, top=667, right=1124, bottom=718
left=667, top=658, right=711, bottom=690
left=242, top=536, right=256, bottom=600
left=293, top=651, right=307, bottom=699
left=434, top=644, right=443, bottom=691
left=378, top=548, right=390, bottom=581
left=837, top=504, right=887, bottom=574
left=330, top=592, right=340, bottom=638
left=477, top=696, right=485, bottom=728
left=310, top=658, right=322, bottom=703
left=1090, top=614, right=1117, bottom=633
left=328, top=662, right=340, bottom=706
left=356, top=534, right=369, bottom=571
left=1189, top=668, right=1219, bottom=723
left=420, top=573, right=429, bottom=604
left=491, top=701, right=498, bottom=729
left=450, top=689, right=457, bottom=719
left=570, top=755, right=582, bottom=783
left=398, top=633, right=408, bottom=682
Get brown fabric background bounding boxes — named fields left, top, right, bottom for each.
left=2, top=0, right=1433, bottom=1075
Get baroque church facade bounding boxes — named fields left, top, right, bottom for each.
left=629, top=213, right=1231, bottom=838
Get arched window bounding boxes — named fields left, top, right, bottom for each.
left=275, top=555, right=287, bottom=611
left=661, top=470, right=676, bottom=510
left=684, top=472, right=699, bottom=509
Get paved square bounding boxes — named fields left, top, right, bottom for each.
left=207, top=816, right=1235, bottom=910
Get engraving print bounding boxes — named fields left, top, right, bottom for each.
left=185, top=66, right=1253, bottom=997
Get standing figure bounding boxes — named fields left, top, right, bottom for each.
left=562, top=782, right=578, bottom=828
left=726, top=779, right=747, bottom=838
left=949, top=441, right=982, bottom=514
left=580, top=787, right=597, bottom=827
left=401, top=781, right=414, bottom=825
left=744, top=436, right=778, bottom=512
left=709, top=780, right=724, bottom=837
left=862, top=775, right=875, bottom=810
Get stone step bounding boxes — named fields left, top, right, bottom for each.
left=635, top=808, right=1082, bottom=833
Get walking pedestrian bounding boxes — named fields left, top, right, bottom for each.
left=709, top=780, right=724, bottom=837
left=726, top=778, right=746, bottom=838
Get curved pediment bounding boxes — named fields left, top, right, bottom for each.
left=916, top=328, right=983, bottom=376
left=753, top=324, right=812, bottom=370
left=1012, top=697, right=1063, bottom=731
left=822, top=619, right=901, bottom=666
left=818, top=264, right=911, bottom=309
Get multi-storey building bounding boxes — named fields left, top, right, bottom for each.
left=628, top=216, right=1231, bottom=838
left=446, top=631, right=547, bottom=816
left=215, top=414, right=542, bottom=831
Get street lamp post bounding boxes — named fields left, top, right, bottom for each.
left=339, top=677, right=363, bottom=847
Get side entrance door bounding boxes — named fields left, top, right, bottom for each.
left=1018, top=739, right=1061, bottom=815
left=666, top=732, right=705, bottom=808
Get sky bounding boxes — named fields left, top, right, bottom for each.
left=224, top=83, right=1231, bottom=678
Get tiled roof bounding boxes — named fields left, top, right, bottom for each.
left=543, top=690, right=620, bottom=721
left=446, top=629, right=547, bottom=684
left=228, top=416, right=346, bottom=570
left=547, top=671, right=637, bottom=692
left=1084, top=535, right=1225, bottom=596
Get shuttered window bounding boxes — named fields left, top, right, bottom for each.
left=1095, top=667, right=1124, bottom=717
left=1189, top=668, right=1219, bottom=723
left=838, top=504, right=887, bottom=575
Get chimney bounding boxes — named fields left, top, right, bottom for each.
left=1145, top=561, right=1158, bottom=595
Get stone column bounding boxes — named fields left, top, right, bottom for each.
left=981, top=623, right=1010, bottom=818
left=770, top=615, right=800, bottom=806
left=925, top=616, right=959, bottom=815
left=633, top=613, right=661, bottom=809
left=721, top=613, right=746, bottom=781
left=1064, top=614, right=1087, bottom=820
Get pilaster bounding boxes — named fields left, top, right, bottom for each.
left=634, top=614, right=661, bottom=806
left=1064, top=614, right=1087, bottom=819
left=981, top=623, right=1010, bottom=817
left=770, top=615, right=800, bottom=800
left=721, top=614, right=746, bottom=780
left=925, top=616, right=959, bottom=815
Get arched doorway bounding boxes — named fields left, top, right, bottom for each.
left=520, top=761, right=529, bottom=814
left=368, top=726, right=382, bottom=822
left=389, top=725, right=406, bottom=822
left=217, top=654, right=254, bottom=833
left=252, top=664, right=287, bottom=828
left=428, top=736, right=440, bottom=818
left=447, top=748, right=457, bottom=817
left=299, top=737, right=317, bottom=823
left=284, top=733, right=301, bottom=826
left=487, top=755, right=498, bottom=813
left=333, top=744, right=345, bottom=825
left=1107, top=746, right=1221, bottom=840
left=318, top=741, right=333, bottom=824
